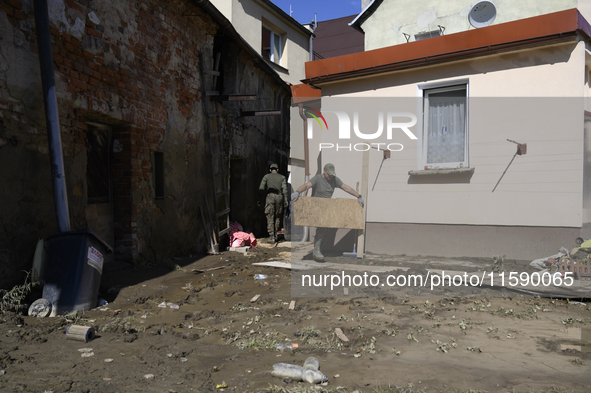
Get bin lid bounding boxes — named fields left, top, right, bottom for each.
left=45, top=228, right=113, bottom=254
left=28, top=298, right=52, bottom=318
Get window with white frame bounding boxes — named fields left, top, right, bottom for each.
left=422, top=84, right=468, bottom=168
left=262, top=25, right=282, bottom=66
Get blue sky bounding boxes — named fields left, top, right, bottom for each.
left=272, top=0, right=363, bottom=24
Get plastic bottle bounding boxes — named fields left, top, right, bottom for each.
left=254, top=274, right=268, bottom=280
left=271, top=363, right=303, bottom=380
left=302, top=357, right=328, bottom=384
left=271, top=358, right=327, bottom=384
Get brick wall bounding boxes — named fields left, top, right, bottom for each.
left=0, top=0, right=291, bottom=288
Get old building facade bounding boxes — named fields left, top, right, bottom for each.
left=0, top=0, right=290, bottom=288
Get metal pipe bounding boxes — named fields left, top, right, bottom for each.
left=309, top=15, right=316, bottom=61
left=298, top=104, right=310, bottom=182
left=33, top=0, right=71, bottom=232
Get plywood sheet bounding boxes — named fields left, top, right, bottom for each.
left=293, top=196, right=364, bottom=229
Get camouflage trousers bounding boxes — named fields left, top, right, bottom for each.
left=265, top=193, right=284, bottom=236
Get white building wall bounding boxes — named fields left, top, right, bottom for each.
left=211, top=0, right=310, bottom=84
left=311, top=42, right=585, bottom=229
left=361, top=0, right=584, bottom=50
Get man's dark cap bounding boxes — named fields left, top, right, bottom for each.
left=324, top=163, right=336, bottom=176
left=270, top=163, right=278, bottom=169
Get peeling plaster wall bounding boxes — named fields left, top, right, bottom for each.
left=362, top=0, right=580, bottom=50
left=0, top=0, right=290, bottom=289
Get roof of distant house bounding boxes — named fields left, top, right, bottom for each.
left=312, top=15, right=364, bottom=60
left=304, top=8, right=591, bottom=86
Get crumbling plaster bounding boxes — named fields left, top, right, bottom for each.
left=0, top=0, right=290, bottom=289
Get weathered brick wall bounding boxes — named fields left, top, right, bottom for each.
left=0, top=0, right=290, bottom=289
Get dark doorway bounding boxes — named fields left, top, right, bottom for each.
left=85, top=123, right=114, bottom=263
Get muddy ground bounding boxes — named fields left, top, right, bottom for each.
left=0, top=242, right=590, bottom=393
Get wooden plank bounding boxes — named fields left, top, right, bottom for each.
left=250, top=294, right=261, bottom=303
left=210, top=95, right=257, bottom=101
left=293, top=196, right=364, bottom=229
left=241, top=110, right=282, bottom=117
left=357, top=149, right=369, bottom=258
left=335, top=328, right=349, bottom=342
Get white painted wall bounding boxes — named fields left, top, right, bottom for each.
left=210, top=0, right=310, bottom=84
left=209, top=0, right=312, bottom=192
left=361, top=0, right=586, bottom=50
left=310, top=42, right=586, bottom=228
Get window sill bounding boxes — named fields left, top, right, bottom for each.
left=408, top=167, right=475, bottom=176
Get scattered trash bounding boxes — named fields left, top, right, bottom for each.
left=215, top=381, right=227, bottom=389
left=254, top=274, right=268, bottom=280
left=569, top=302, right=586, bottom=306
left=275, top=343, right=298, bottom=350
left=65, top=325, right=95, bottom=343
left=335, top=328, right=349, bottom=342
left=104, top=358, right=114, bottom=363
left=271, top=357, right=328, bottom=384
left=28, top=298, right=52, bottom=318
left=343, top=244, right=357, bottom=257
left=250, top=294, right=261, bottom=303
left=0, top=370, right=5, bottom=376
left=97, top=298, right=108, bottom=306
left=180, top=357, right=188, bottom=362
left=530, top=244, right=591, bottom=280
left=77, top=348, right=93, bottom=353
left=144, top=374, right=155, bottom=380
left=158, top=301, right=179, bottom=309
left=229, top=222, right=257, bottom=248
left=289, top=300, right=296, bottom=310
left=354, top=353, right=361, bottom=358
left=334, top=374, right=340, bottom=378
left=81, top=352, right=95, bottom=358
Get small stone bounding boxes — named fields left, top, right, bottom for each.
left=78, top=348, right=93, bottom=353
left=81, top=352, right=94, bottom=358
left=104, top=358, right=114, bottom=363
left=144, top=374, right=155, bottom=380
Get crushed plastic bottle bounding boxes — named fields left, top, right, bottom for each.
left=272, top=363, right=304, bottom=380
left=275, top=343, right=298, bottom=350
left=271, top=357, right=327, bottom=384
left=254, top=274, right=268, bottom=280
left=302, top=357, right=328, bottom=384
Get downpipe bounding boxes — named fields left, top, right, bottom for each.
left=33, top=0, right=70, bottom=232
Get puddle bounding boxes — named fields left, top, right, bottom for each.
left=560, top=327, right=591, bottom=353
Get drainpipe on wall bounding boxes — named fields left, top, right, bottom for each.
left=298, top=104, right=310, bottom=186
left=33, top=0, right=71, bottom=232
left=309, top=14, right=317, bottom=61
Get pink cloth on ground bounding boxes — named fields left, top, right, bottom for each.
left=229, top=222, right=257, bottom=248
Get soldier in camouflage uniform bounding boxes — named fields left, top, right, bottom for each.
left=258, top=163, right=289, bottom=243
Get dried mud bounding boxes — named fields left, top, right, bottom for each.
left=0, top=244, right=590, bottom=393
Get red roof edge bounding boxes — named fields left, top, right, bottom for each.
left=305, top=8, right=586, bottom=85
left=291, top=83, right=321, bottom=104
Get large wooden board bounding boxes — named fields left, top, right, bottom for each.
left=293, top=196, right=364, bottom=229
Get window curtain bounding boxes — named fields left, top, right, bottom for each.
left=426, top=89, right=466, bottom=164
